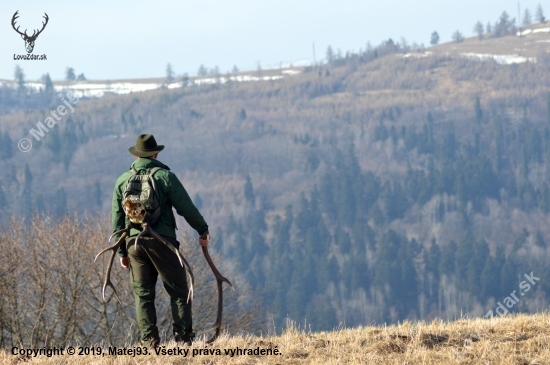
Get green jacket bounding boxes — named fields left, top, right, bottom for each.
left=112, top=157, right=208, bottom=257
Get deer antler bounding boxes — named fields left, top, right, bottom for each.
left=11, top=11, right=49, bottom=40
left=95, top=223, right=196, bottom=304
left=11, top=11, right=26, bottom=37
left=29, top=13, right=49, bottom=40
left=144, top=224, right=195, bottom=303
left=201, top=244, right=233, bottom=343
left=94, top=229, right=128, bottom=303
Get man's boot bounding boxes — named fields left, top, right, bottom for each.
left=141, top=335, right=160, bottom=349
left=174, top=331, right=195, bottom=346
left=141, top=328, right=160, bottom=349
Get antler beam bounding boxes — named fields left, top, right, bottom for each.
left=31, top=13, right=49, bottom=39
left=11, top=11, right=25, bottom=37
left=94, top=229, right=128, bottom=303
left=201, top=245, right=233, bottom=343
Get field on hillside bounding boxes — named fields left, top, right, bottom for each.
left=432, top=23, right=550, bottom=59
left=2, top=313, right=550, bottom=364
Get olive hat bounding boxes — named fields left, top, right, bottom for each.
left=129, top=134, right=165, bottom=157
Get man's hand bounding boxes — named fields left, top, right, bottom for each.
left=120, top=257, right=130, bottom=269
left=199, top=232, right=209, bottom=247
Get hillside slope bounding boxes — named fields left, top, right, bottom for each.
left=1, top=28, right=550, bottom=331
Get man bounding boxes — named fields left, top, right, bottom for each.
left=111, top=134, right=209, bottom=347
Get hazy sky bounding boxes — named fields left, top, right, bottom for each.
left=0, top=0, right=547, bottom=81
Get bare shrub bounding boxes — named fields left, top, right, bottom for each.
left=0, top=214, right=263, bottom=348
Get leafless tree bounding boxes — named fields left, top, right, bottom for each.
left=0, top=214, right=264, bottom=348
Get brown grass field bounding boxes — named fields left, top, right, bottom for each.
left=2, top=312, right=550, bottom=364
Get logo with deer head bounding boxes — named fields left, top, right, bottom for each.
left=12, top=11, right=49, bottom=54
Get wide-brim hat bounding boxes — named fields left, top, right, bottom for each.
left=129, top=134, right=165, bottom=157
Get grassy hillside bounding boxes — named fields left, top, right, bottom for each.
left=2, top=313, right=550, bottom=364
left=432, top=22, right=550, bottom=58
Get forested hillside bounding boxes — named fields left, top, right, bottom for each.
left=1, top=29, right=550, bottom=333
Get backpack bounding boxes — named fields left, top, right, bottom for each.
left=122, top=167, right=162, bottom=225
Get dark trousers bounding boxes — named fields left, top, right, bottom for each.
left=126, top=235, right=192, bottom=342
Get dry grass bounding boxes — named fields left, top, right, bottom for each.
left=3, top=312, right=550, bottom=364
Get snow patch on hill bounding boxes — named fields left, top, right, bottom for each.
left=517, top=27, right=550, bottom=36
left=1, top=68, right=302, bottom=99
left=460, top=53, right=535, bottom=64
left=402, top=51, right=534, bottom=65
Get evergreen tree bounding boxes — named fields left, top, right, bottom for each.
left=244, top=174, right=255, bottom=204
left=439, top=240, right=457, bottom=277
left=1, top=131, right=13, bottom=159
left=197, top=64, right=208, bottom=76
left=535, top=4, right=546, bottom=23
left=452, top=30, right=465, bottom=43
left=240, top=108, right=247, bottom=120
left=500, top=257, right=517, bottom=297
left=397, top=239, right=419, bottom=316
left=523, top=8, right=533, bottom=25
left=430, top=31, right=440, bottom=46
left=65, top=67, right=76, bottom=82
left=473, top=21, right=484, bottom=39
left=417, top=112, right=434, bottom=154
left=467, top=240, right=489, bottom=294
left=41, top=73, right=54, bottom=96
left=427, top=239, right=440, bottom=280
left=455, top=233, right=475, bottom=291
left=166, top=63, right=174, bottom=83
left=480, top=256, right=500, bottom=300
left=268, top=206, right=294, bottom=325
left=374, top=230, right=402, bottom=314
left=494, top=12, right=516, bottom=37
left=326, top=46, right=335, bottom=64
left=14, top=65, right=25, bottom=94
left=474, top=96, right=483, bottom=123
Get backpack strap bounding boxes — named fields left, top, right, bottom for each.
left=146, top=167, right=176, bottom=229
left=148, top=167, right=161, bottom=194
left=149, top=167, right=162, bottom=177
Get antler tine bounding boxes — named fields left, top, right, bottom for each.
left=94, top=231, right=128, bottom=303
left=32, top=13, right=48, bottom=38
left=108, top=228, right=129, bottom=243
left=147, top=228, right=195, bottom=303
left=11, top=11, right=26, bottom=36
left=134, top=223, right=147, bottom=251
left=202, top=245, right=233, bottom=344
left=102, top=244, right=123, bottom=304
